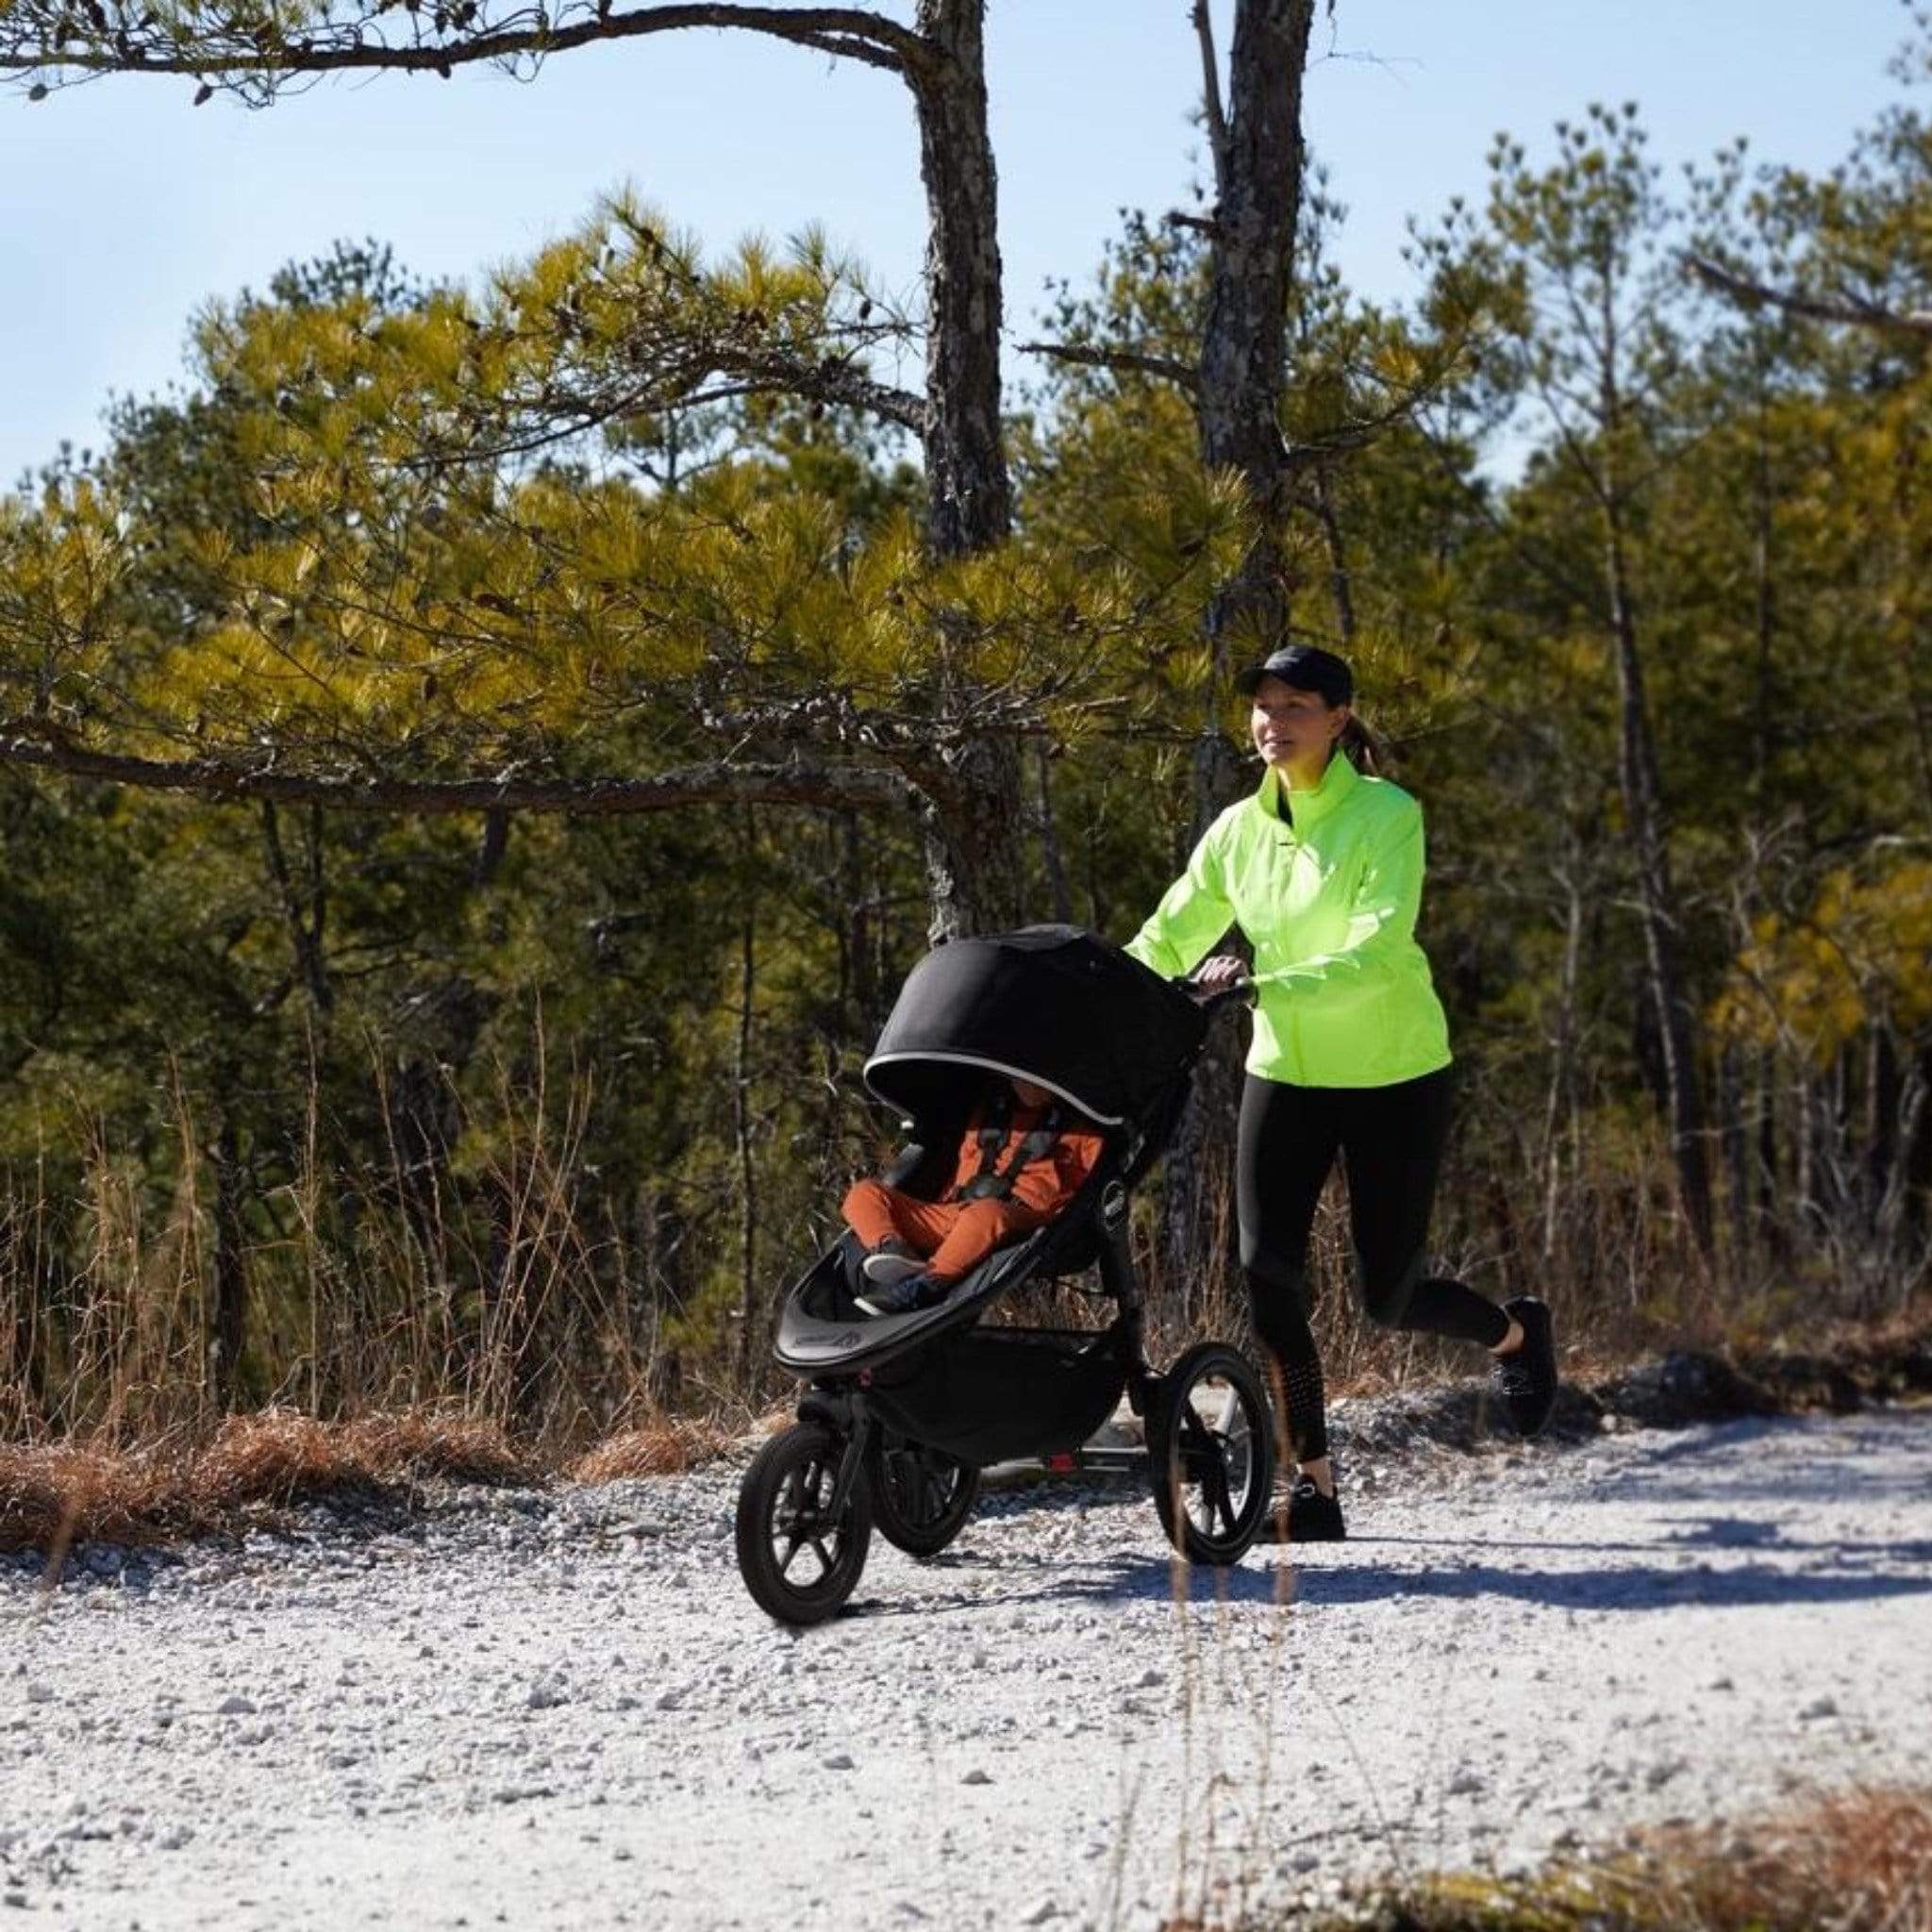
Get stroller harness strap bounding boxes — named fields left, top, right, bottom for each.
left=957, top=1096, right=1062, bottom=1203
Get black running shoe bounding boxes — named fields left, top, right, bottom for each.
left=1495, top=1295, right=1558, bottom=1437
left=854, top=1272, right=946, bottom=1319
left=1264, top=1474, right=1346, bottom=1543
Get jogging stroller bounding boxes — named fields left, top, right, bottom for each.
left=733, top=925, right=1277, bottom=1625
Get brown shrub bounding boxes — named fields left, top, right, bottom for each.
left=1631, top=1784, right=1932, bottom=1932
left=337, top=1413, right=531, bottom=1487
left=0, top=1440, right=191, bottom=1552
left=1348, top=1784, right=1932, bottom=1932
left=196, top=1410, right=538, bottom=1507
left=566, top=1414, right=740, bottom=1483
left=0, top=1409, right=540, bottom=1553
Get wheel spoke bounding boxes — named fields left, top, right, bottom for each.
left=1151, top=1356, right=1273, bottom=1560
left=810, top=1537, right=835, bottom=1574
left=777, top=1469, right=805, bottom=1520
left=777, top=1534, right=806, bottom=1576
left=1215, top=1477, right=1238, bottom=1536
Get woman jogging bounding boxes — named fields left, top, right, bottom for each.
left=1124, top=641, right=1558, bottom=1541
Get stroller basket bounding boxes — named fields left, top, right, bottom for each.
left=869, top=1327, right=1126, bottom=1468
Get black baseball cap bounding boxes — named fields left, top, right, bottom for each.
left=1235, top=643, right=1354, bottom=708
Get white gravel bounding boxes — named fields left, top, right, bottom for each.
left=4, top=1407, right=1930, bottom=1930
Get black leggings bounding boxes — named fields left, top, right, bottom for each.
left=1237, top=1067, right=1509, bottom=1463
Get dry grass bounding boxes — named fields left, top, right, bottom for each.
left=1, top=1409, right=534, bottom=1552
left=0, top=1403, right=752, bottom=1554
left=5, top=1022, right=1925, bottom=1462
left=194, top=1411, right=533, bottom=1505
left=565, top=1413, right=745, bottom=1483
left=1326, top=1785, right=1932, bottom=1932
left=0, top=1439, right=191, bottom=1553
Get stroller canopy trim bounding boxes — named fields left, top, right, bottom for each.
left=858, top=925, right=1209, bottom=1132
left=861, top=1050, right=1122, bottom=1126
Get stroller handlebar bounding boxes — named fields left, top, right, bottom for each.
left=1182, top=974, right=1256, bottom=1012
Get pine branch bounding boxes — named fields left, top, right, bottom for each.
left=4, top=3, right=927, bottom=95
left=0, top=731, right=920, bottom=819
left=677, top=360, right=928, bottom=433
left=397, top=353, right=929, bottom=470
left=1018, top=341, right=1200, bottom=391
left=1684, top=253, right=1932, bottom=339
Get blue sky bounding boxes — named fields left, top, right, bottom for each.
left=0, top=0, right=1907, bottom=485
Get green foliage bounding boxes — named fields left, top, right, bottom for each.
left=8, top=24, right=1932, bottom=1429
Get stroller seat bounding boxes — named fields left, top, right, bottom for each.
left=841, top=1093, right=1124, bottom=1310
left=775, top=927, right=1203, bottom=1374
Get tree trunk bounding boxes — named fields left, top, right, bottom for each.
left=260, top=800, right=334, bottom=1017
left=1541, top=859, right=1585, bottom=1260
left=1906, top=1046, right=1932, bottom=1244
left=208, top=1112, right=250, bottom=1409
left=1157, top=0, right=1317, bottom=1313
left=732, top=901, right=760, bottom=1391
left=911, top=0, right=1010, bottom=558
left=916, top=731, right=1028, bottom=941
left=1721, top=1041, right=1751, bottom=1280
left=1867, top=1024, right=1901, bottom=1217
left=1034, top=740, right=1073, bottom=925
left=1, top=1214, right=51, bottom=1430
left=1196, top=0, right=1313, bottom=631
left=1603, top=507, right=1714, bottom=1257
left=1313, top=464, right=1357, bottom=644
left=1750, top=393, right=1777, bottom=811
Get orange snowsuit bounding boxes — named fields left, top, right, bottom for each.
left=842, top=1099, right=1106, bottom=1284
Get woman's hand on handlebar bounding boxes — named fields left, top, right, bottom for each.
left=1191, top=955, right=1248, bottom=991
left=1185, top=955, right=1253, bottom=1006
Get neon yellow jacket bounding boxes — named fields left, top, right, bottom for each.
left=1124, top=752, right=1453, bottom=1089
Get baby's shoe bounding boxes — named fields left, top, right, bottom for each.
left=861, top=1239, right=924, bottom=1287
left=855, top=1272, right=947, bottom=1319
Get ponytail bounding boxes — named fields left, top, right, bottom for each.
left=1339, top=710, right=1391, bottom=778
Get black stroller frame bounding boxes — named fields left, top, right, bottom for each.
left=733, top=926, right=1278, bottom=1625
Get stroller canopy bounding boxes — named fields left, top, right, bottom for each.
left=862, top=925, right=1208, bottom=1127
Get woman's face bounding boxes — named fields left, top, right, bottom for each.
left=1250, top=675, right=1345, bottom=774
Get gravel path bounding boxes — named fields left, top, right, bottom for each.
left=5, top=1407, right=1931, bottom=1930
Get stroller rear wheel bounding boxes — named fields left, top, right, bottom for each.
left=1151, top=1341, right=1275, bottom=1566
left=868, top=1431, right=980, bottom=1558
left=735, top=1422, right=873, bottom=1625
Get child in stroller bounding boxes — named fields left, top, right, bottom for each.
left=842, top=1075, right=1106, bottom=1316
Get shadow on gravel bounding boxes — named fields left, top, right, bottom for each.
left=1456, top=1412, right=1932, bottom=1513
left=840, top=1547, right=1293, bottom=1616
left=1289, top=1558, right=1932, bottom=1613
left=1360, top=1518, right=1932, bottom=1563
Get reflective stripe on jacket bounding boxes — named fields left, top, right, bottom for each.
left=1124, top=752, right=1453, bottom=1089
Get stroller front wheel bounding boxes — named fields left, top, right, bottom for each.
left=1150, top=1341, right=1276, bottom=1566
left=735, top=1422, right=874, bottom=1625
